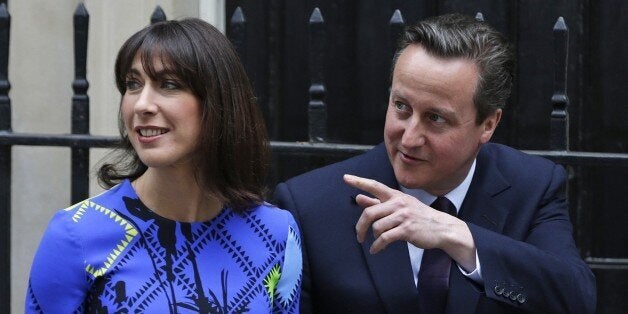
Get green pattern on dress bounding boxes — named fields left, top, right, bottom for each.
left=264, top=264, right=282, bottom=303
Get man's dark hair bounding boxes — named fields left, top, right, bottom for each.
left=393, top=13, right=514, bottom=123
left=99, top=18, right=269, bottom=212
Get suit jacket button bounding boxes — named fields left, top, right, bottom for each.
left=503, top=291, right=512, bottom=298
left=517, top=294, right=526, bottom=304
left=494, top=285, right=504, bottom=295
left=510, top=293, right=518, bottom=301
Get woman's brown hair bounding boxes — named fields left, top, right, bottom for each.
left=98, top=18, right=269, bottom=212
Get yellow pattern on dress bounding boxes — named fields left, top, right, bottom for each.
left=65, top=200, right=138, bottom=278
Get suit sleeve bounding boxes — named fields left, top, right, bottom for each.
left=26, top=209, right=89, bottom=313
left=469, top=164, right=596, bottom=313
left=272, top=183, right=315, bottom=314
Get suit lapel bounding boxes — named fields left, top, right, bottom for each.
left=447, top=144, right=511, bottom=313
left=459, top=144, right=510, bottom=232
left=353, top=144, right=420, bottom=312
left=361, top=237, right=420, bottom=312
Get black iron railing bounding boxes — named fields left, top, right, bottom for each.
left=1, top=3, right=628, bottom=311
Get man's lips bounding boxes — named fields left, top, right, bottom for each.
left=399, top=150, right=426, bottom=162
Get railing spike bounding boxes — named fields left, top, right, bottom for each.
left=0, top=3, right=8, bottom=18
left=74, top=2, right=88, bottom=16
left=151, top=5, right=166, bottom=24
left=309, top=7, right=324, bottom=24
left=231, top=6, right=246, bottom=24
left=553, top=16, right=567, bottom=31
left=389, top=9, right=404, bottom=25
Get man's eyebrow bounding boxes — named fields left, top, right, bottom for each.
left=389, top=90, right=408, bottom=101
left=427, top=106, right=456, bottom=117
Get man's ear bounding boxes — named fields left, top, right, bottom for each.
left=480, top=108, right=502, bottom=143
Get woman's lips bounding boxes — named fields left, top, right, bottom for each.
left=134, top=126, right=169, bottom=143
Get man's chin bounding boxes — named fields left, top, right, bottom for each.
left=395, top=175, right=425, bottom=190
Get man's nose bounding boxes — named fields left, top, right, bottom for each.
left=400, top=118, right=426, bottom=147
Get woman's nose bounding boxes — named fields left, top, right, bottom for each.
left=134, top=85, right=158, bottom=115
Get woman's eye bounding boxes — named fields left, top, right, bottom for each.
left=124, top=79, right=141, bottom=91
left=162, top=80, right=181, bottom=90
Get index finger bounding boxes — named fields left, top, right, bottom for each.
left=343, top=174, right=396, bottom=201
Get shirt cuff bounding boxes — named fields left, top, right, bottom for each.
left=457, top=250, right=483, bottom=285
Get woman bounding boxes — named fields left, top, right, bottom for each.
left=26, top=18, right=301, bottom=313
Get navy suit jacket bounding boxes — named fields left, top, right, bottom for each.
left=273, top=143, right=596, bottom=313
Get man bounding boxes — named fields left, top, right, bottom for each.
left=273, top=13, right=596, bottom=313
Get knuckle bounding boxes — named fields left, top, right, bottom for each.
left=379, top=232, right=389, bottom=243
left=371, top=220, right=380, bottom=231
left=368, top=179, right=379, bottom=189
left=390, top=197, right=405, bottom=207
left=380, top=231, right=393, bottom=243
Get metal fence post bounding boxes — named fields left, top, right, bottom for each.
left=71, top=3, right=90, bottom=203
left=0, top=3, right=10, bottom=309
left=228, top=6, right=246, bottom=59
left=389, top=9, right=404, bottom=59
left=550, top=17, right=569, bottom=151
left=308, top=8, right=326, bottom=143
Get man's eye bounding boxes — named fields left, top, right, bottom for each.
left=428, top=113, right=445, bottom=123
left=394, top=102, right=408, bottom=111
left=125, top=80, right=140, bottom=91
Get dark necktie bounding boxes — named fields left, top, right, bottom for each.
left=417, top=196, right=457, bottom=314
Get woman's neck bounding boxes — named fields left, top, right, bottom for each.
left=132, top=167, right=223, bottom=222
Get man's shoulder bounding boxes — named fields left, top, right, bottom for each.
left=480, top=142, right=562, bottom=178
left=482, top=143, right=556, bottom=165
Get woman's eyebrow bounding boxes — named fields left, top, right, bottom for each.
left=126, top=68, right=141, bottom=76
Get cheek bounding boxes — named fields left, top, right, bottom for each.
left=181, top=100, right=203, bottom=135
left=120, top=101, right=134, bottom=129
left=182, top=97, right=202, bottom=118
left=434, top=134, right=474, bottom=162
left=384, top=115, right=402, bottom=140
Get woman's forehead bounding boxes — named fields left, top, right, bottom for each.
left=130, top=50, right=178, bottom=77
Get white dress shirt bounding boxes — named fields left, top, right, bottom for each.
left=401, top=159, right=484, bottom=286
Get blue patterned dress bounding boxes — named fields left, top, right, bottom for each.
left=26, top=180, right=302, bottom=313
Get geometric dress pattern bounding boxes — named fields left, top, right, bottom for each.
left=26, top=180, right=302, bottom=313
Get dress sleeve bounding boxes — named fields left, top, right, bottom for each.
left=273, top=212, right=303, bottom=313
left=26, top=209, right=89, bottom=313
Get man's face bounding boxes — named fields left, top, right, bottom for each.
left=384, top=44, right=501, bottom=195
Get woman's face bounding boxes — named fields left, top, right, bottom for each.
left=121, top=54, right=202, bottom=171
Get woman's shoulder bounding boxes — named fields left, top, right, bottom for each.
left=240, top=203, right=300, bottom=242
left=246, top=202, right=297, bottom=225
left=48, top=180, right=138, bottom=241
